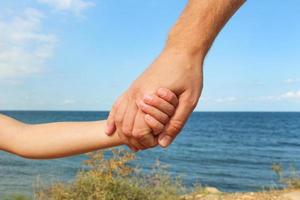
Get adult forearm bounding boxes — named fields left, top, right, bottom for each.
left=165, top=0, right=245, bottom=59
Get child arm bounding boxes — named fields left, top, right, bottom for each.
left=0, top=114, right=123, bottom=159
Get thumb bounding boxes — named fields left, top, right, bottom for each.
left=105, top=98, right=121, bottom=135
left=105, top=109, right=116, bottom=135
left=158, top=93, right=196, bottom=148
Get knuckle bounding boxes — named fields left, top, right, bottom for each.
left=166, top=91, right=175, bottom=102
left=129, top=85, right=141, bottom=98
left=141, top=103, right=150, bottom=112
left=132, top=131, right=140, bottom=139
left=148, top=116, right=158, bottom=127
left=166, top=106, right=175, bottom=116
left=168, top=105, right=176, bottom=114
left=122, top=125, right=132, bottom=136
left=151, top=121, right=164, bottom=134
left=155, top=126, right=164, bottom=135
left=183, top=98, right=198, bottom=109
left=161, top=114, right=169, bottom=124
left=160, top=88, right=170, bottom=98
left=168, top=119, right=184, bottom=135
left=151, top=96, right=160, bottom=106
left=132, top=128, right=149, bottom=139
left=152, top=121, right=160, bottom=130
left=115, top=115, right=123, bottom=125
left=161, top=88, right=178, bottom=105
left=172, top=96, right=179, bottom=106
left=139, top=135, right=156, bottom=148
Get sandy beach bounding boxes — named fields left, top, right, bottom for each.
left=183, top=188, right=300, bottom=200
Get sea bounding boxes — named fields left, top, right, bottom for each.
left=0, top=111, right=300, bottom=197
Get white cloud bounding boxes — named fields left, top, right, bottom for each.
left=281, top=90, right=300, bottom=99
left=248, top=91, right=300, bottom=102
left=63, top=99, right=76, bottom=105
left=201, top=96, right=238, bottom=104
left=249, top=95, right=280, bottom=102
left=284, top=78, right=300, bottom=84
left=0, top=7, right=57, bottom=79
left=215, top=97, right=237, bottom=103
left=37, top=0, right=94, bottom=14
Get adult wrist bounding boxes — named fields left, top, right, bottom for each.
left=161, top=43, right=205, bottom=70
left=163, top=40, right=207, bottom=64
left=164, top=33, right=208, bottom=60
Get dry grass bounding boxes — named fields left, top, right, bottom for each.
left=272, top=164, right=300, bottom=189
left=34, top=149, right=186, bottom=200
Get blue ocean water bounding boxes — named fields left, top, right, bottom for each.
left=0, top=111, right=300, bottom=197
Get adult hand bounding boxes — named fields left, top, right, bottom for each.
left=106, top=48, right=204, bottom=149
left=105, top=0, right=245, bottom=150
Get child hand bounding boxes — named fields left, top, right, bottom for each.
left=139, top=88, right=178, bottom=135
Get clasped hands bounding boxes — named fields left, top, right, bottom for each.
left=105, top=49, right=203, bottom=151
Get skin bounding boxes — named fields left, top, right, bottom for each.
left=106, top=0, right=246, bottom=149
left=0, top=116, right=122, bottom=159
left=0, top=89, right=178, bottom=159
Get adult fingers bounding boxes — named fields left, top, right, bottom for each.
left=158, top=93, right=197, bottom=148
left=139, top=100, right=169, bottom=124
left=132, top=110, right=158, bottom=148
left=114, top=97, right=127, bottom=130
left=122, top=102, right=138, bottom=137
left=113, top=97, right=138, bottom=149
left=143, top=94, right=175, bottom=117
left=105, top=97, right=122, bottom=135
left=157, top=88, right=179, bottom=108
left=144, top=114, right=164, bottom=135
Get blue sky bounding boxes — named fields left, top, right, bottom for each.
left=0, top=0, right=300, bottom=111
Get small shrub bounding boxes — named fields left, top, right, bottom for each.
left=34, top=149, right=186, bottom=200
left=271, top=163, right=300, bottom=189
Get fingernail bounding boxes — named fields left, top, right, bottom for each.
left=158, top=88, right=167, bottom=97
left=144, top=95, right=153, bottom=102
left=159, top=135, right=172, bottom=147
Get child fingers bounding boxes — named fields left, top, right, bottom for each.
left=144, top=114, right=164, bottom=135
left=128, top=138, right=146, bottom=151
left=139, top=101, right=169, bottom=124
left=138, top=133, right=158, bottom=148
left=143, top=94, right=175, bottom=117
left=117, top=131, right=140, bottom=151
left=157, top=88, right=179, bottom=107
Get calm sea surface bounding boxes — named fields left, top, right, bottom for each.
left=0, top=111, right=300, bottom=196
